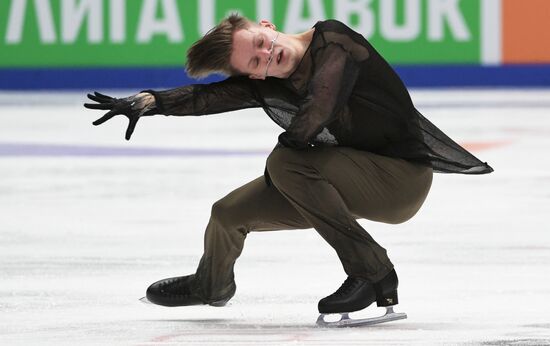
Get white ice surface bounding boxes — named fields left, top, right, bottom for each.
left=0, top=89, right=549, bottom=345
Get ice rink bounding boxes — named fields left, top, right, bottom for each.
left=1, top=89, right=549, bottom=345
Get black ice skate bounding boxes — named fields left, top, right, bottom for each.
left=140, top=274, right=236, bottom=307
left=316, top=269, right=407, bottom=327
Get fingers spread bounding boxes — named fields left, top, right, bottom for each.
left=92, top=110, right=117, bottom=126
left=94, top=91, right=114, bottom=100
left=87, top=93, right=111, bottom=104
left=125, top=117, right=138, bottom=140
left=84, top=102, right=113, bottom=110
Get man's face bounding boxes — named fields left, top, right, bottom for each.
left=230, top=21, right=297, bottom=80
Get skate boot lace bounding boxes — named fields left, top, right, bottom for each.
left=331, top=277, right=363, bottom=298
left=164, top=276, right=195, bottom=296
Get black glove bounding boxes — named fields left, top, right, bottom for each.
left=84, top=91, right=157, bottom=140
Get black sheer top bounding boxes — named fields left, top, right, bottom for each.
left=146, top=19, right=493, bottom=175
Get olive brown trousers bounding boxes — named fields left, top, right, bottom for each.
left=194, top=146, right=433, bottom=302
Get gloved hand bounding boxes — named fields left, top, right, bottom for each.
left=84, top=91, right=157, bottom=140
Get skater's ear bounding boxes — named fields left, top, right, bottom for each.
left=258, top=20, right=276, bottom=31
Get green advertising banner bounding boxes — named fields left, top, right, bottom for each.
left=0, top=0, right=481, bottom=67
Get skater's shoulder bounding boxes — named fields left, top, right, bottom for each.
left=313, top=20, right=370, bottom=62
left=314, top=19, right=352, bottom=33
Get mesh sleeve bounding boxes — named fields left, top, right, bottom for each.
left=278, top=42, right=362, bottom=148
left=143, top=76, right=261, bottom=116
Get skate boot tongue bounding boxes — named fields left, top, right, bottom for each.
left=318, top=276, right=376, bottom=314
left=145, top=275, right=206, bottom=307
left=331, top=277, right=365, bottom=298
left=144, top=274, right=236, bottom=307
left=317, top=273, right=407, bottom=327
left=167, top=275, right=195, bottom=295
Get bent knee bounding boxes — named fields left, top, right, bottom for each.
left=210, top=198, right=250, bottom=234
left=210, top=199, right=237, bottom=225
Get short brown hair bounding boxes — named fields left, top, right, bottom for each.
left=186, top=13, right=253, bottom=79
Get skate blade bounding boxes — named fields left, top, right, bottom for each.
left=139, top=296, right=152, bottom=305
left=316, top=306, right=407, bottom=328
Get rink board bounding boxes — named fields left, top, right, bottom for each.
left=1, top=64, right=550, bottom=90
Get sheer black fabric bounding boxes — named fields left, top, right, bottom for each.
left=146, top=19, right=493, bottom=175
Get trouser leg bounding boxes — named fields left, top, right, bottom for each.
left=194, top=176, right=310, bottom=301
left=266, top=146, right=433, bottom=282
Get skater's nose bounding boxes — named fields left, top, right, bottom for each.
left=258, top=46, right=272, bottom=62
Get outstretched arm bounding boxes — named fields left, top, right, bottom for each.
left=84, top=76, right=261, bottom=140
left=143, top=75, right=261, bottom=116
